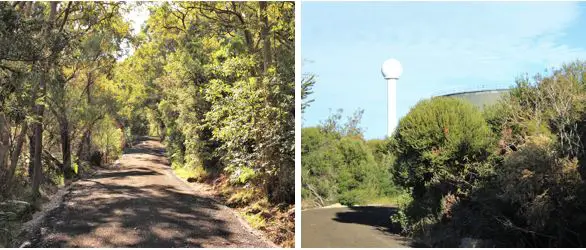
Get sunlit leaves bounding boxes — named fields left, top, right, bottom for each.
left=116, top=2, right=294, bottom=204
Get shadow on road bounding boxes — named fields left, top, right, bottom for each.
left=302, top=206, right=410, bottom=247
left=32, top=137, right=248, bottom=247
left=333, top=206, right=403, bottom=235
left=91, top=169, right=159, bottom=180
left=38, top=182, right=230, bottom=247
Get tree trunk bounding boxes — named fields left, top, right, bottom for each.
left=77, top=118, right=104, bottom=169
left=31, top=71, right=45, bottom=198
left=60, top=118, right=74, bottom=178
left=0, top=113, right=10, bottom=183
left=5, top=122, right=28, bottom=191
left=259, top=1, right=271, bottom=73
left=77, top=131, right=88, bottom=162
left=121, top=127, right=126, bottom=149
left=76, top=133, right=84, bottom=164
left=81, top=71, right=93, bottom=161
left=28, top=64, right=38, bottom=181
left=28, top=134, right=34, bottom=179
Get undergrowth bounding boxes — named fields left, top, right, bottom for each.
left=172, top=166, right=295, bottom=248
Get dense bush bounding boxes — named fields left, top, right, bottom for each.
left=302, top=110, right=400, bottom=207
left=498, top=135, right=585, bottom=244
left=92, top=116, right=124, bottom=164
left=301, top=127, right=341, bottom=206
left=335, top=137, right=381, bottom=205
left=392, top=61, right=586, bottom=247
left=479, top=62, right=586, bottom=247
left=389, top=97, right=497, bottom=240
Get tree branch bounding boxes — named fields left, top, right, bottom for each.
left=59, top=2, right=74, bottom=33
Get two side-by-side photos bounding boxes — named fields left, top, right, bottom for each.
left=1, top=1, right=586, bottom=248
left=300, top=1, right=586, bottom=248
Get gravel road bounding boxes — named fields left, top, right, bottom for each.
left=30, top=138, right=274, bottom=247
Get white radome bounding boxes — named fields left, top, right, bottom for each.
left=381, top=58, right=403, bottom=79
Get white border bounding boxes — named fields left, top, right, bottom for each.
left=294, top=0, right=302, bottom=248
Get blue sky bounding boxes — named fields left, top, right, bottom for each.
left=302, top=1, right=586, bottom=139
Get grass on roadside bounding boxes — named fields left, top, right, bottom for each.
left=240, top=212, right=267, bottom=230
left=364, top=191, right=412, bottom=206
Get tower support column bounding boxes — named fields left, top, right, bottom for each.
left=387, top=78, right=397, bottom=137
left=381, top=58, right=403, bottom=138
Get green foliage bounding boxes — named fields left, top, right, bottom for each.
left=72, top=160, right=78, bottom=175
left=301, top=127, right=341, bottom=206
left=499, top=135, right=583, bottom=229
left=115, top=2, right=295, bottom=205
left=48, top=172, right=65, bottom=187
left=477, top=62, right=586, bottom=247
left=0, top=1, right=131, bottom=200
left=392, top=97, right=495, bottom=191
left=392, top=61, right=586, bottom=247
left=302, top=110, right=402, bottom=207
left=390, top=97, right=496, bottom=236
left=226, top=165, right=256, bottom=185
left=92, top=115, right=124, bottom=164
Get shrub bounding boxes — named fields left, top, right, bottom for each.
left=301, top=127, right=342, bottom=206
left=89, top=151, right=103, bottom=166
left=495, top=134, right=586, bottom=246
left=302, top=124, right=401, bottom=207
left=335, top=137, right=380, bottom=205
left=390, top=97, right=496, bottom=234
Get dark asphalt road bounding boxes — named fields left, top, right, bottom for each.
left=301, top=206, right=410, bottom=248
left=31, top=138, right=273, bottom=247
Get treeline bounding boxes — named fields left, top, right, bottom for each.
left=389, top=61, right=586, bottom=247
left=301, top=109, right=404, bottom=207
left=0, top=2, right=130, bottom=201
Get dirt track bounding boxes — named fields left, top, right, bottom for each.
left=30, top=138, right=274, bottom=247
left=301, top=206, right=410, bottom=248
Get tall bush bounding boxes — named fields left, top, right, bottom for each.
left=390, top=97, right=496, bottom=234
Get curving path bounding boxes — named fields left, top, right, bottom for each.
left=301, top=206, right=410, bottom=248
left=30, top=138, right=273, bottom=248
